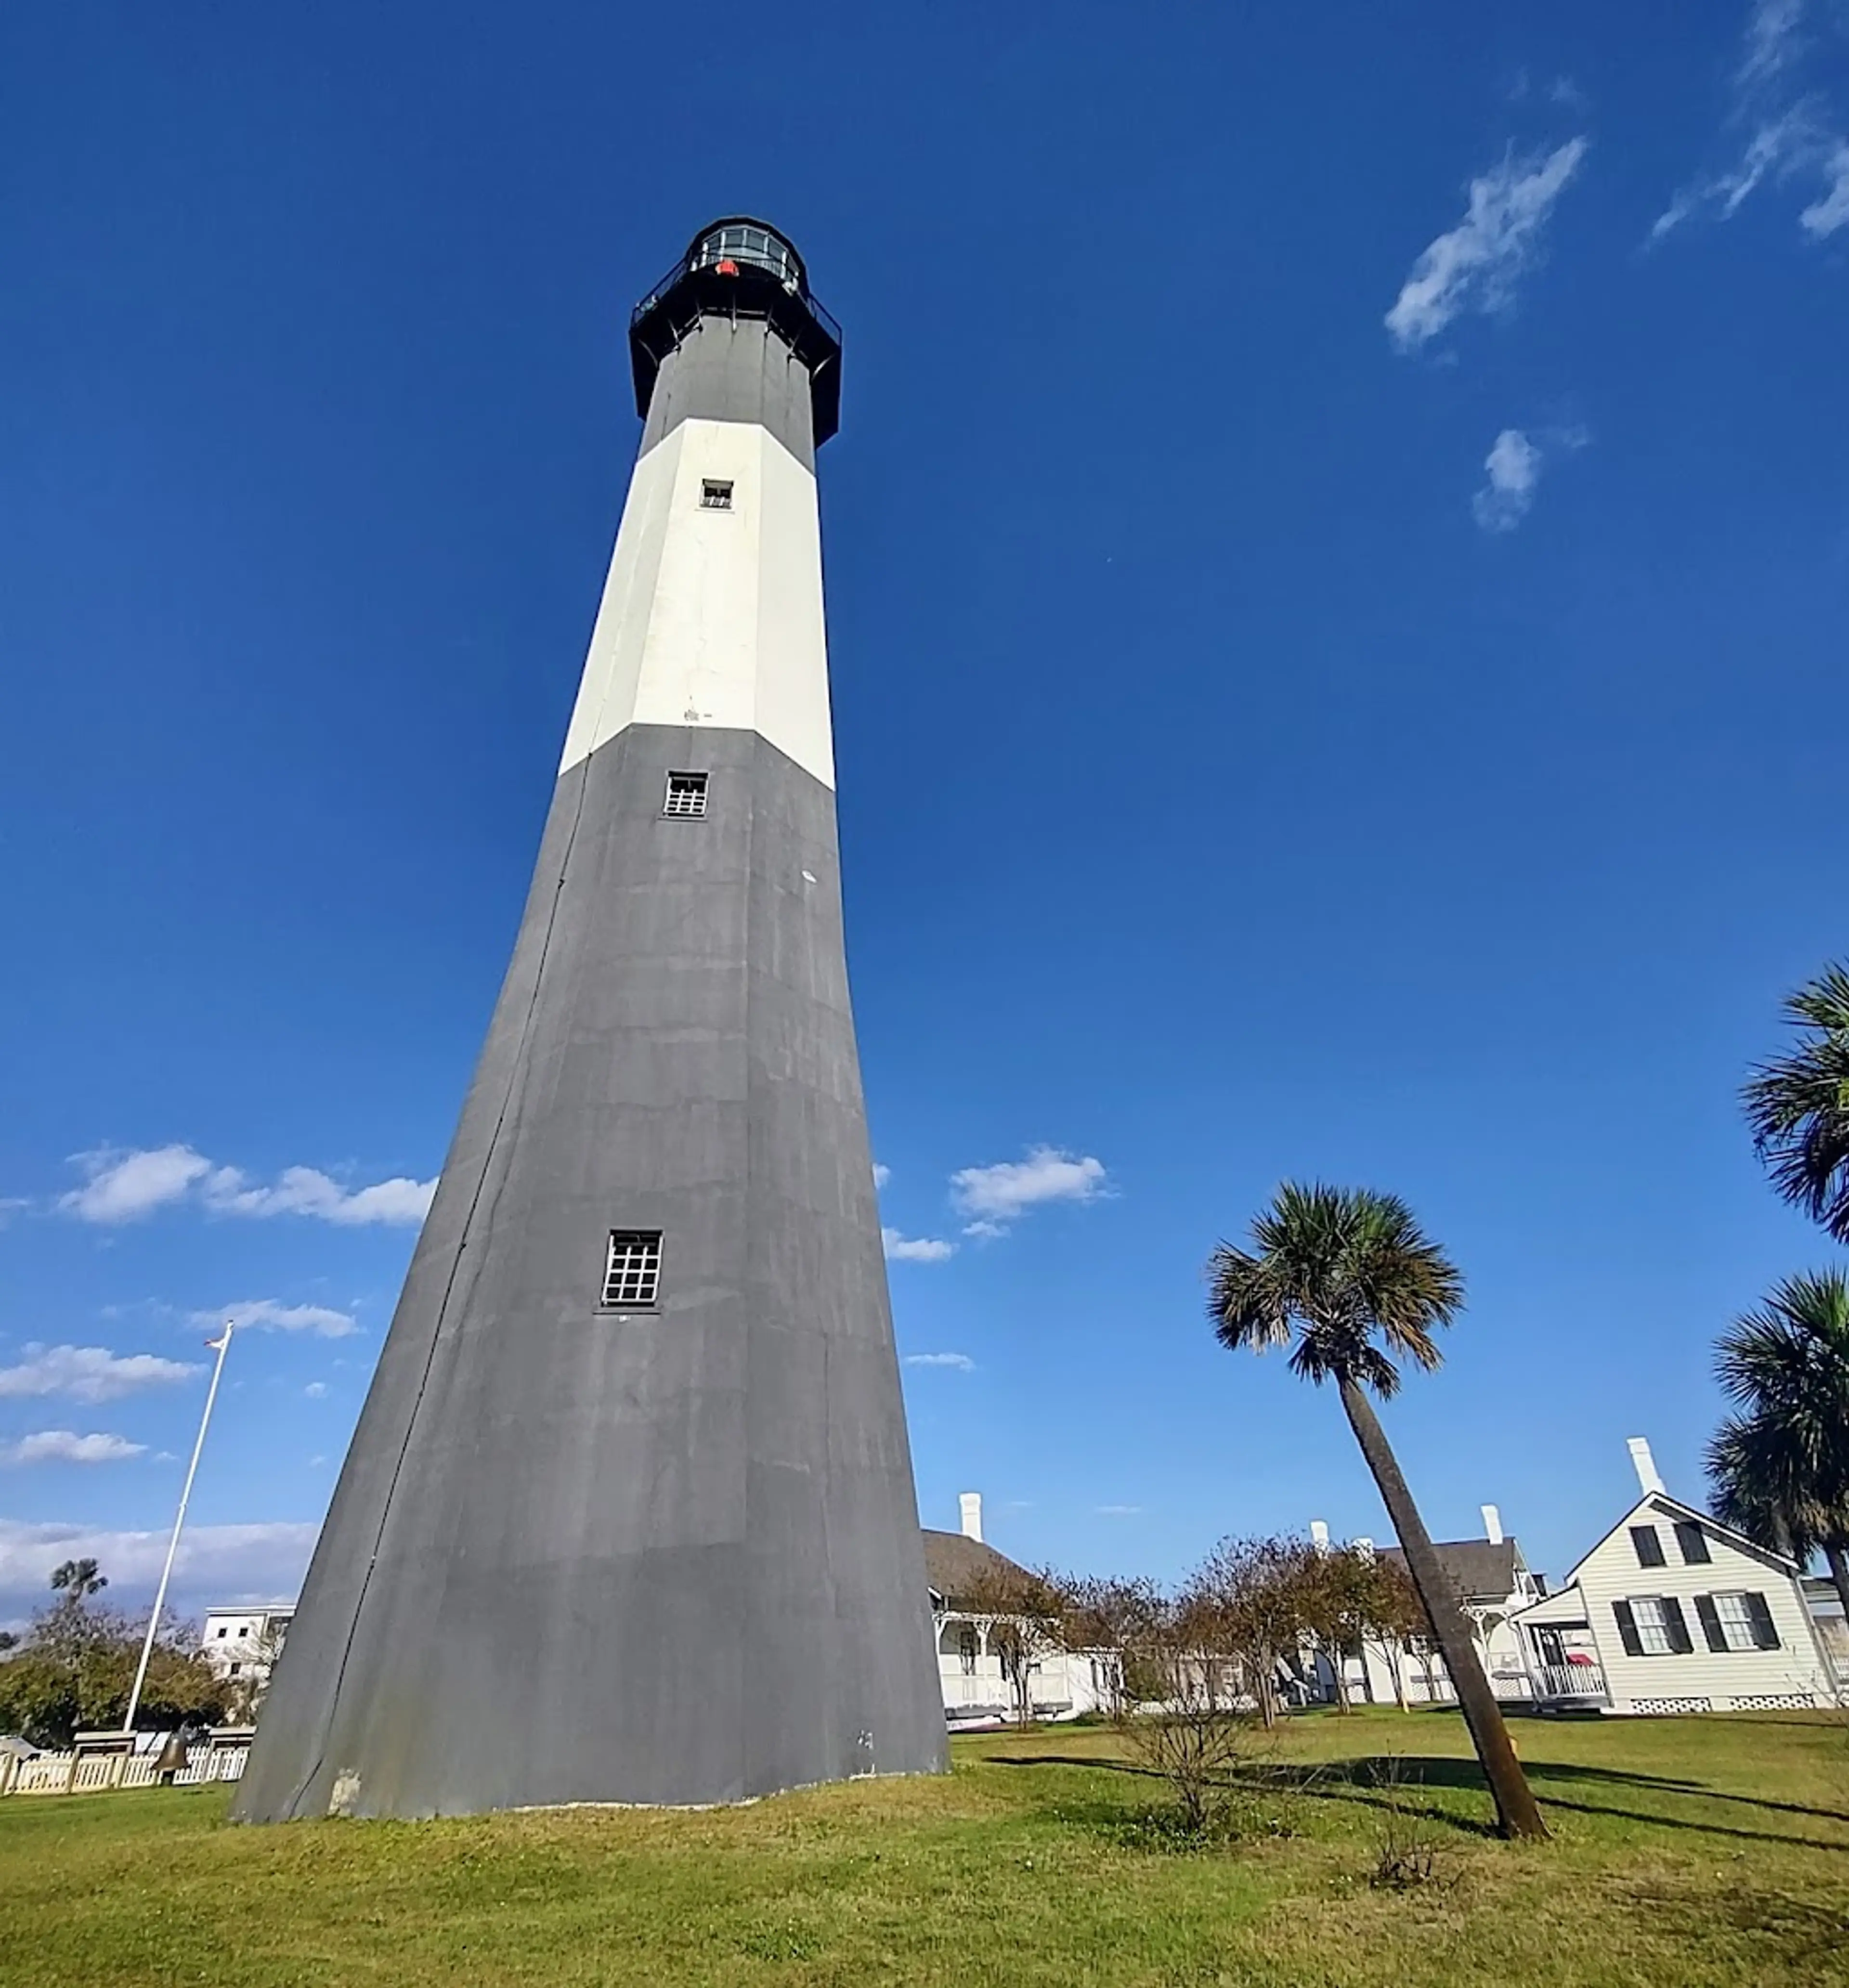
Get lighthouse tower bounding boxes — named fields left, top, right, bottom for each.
left=234, top=220, right=949, bottom=1820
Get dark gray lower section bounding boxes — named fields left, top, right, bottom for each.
left=233, top=725, right=946, bottom=1820
left=639, top=317, right=816, bottom=469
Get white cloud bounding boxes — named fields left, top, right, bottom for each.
left=1094, top=1504, right=1144, bottom=1517
left=1471, top=425, right=1590, bottom=533
left=1739, top=0, right=1805, bottom=91
left=950, top=1146, right=1110, bottom=1236
left=0, top=1343, right=202, bottom=1404
left=1385, top=138, right=1589, bottom=352
left=195, top=1299, right=360, bottom=1339
left=872, top=1163, right=891, bottom=1190
left=1472, top=429, right=1542, bottom=532
left=56, top=1145, right=435, bottom=1228
left=1652, top=4, right=1847, bottom=242
left=1800, top=142, right=1849, bottom=235
left=203, top=1166, right=436, bottom=1227
left=59, top=1144, right=211, bottom=1222
left=303, top=1381, right=329, bottom=1399
left=882, top=1227, right=956, bottom=1264
left=2, top=1430, right=147, bottom=1466
left=903, top=1351, right=976, bottom=1371
left=0, top=1517, right=316, bottom=1622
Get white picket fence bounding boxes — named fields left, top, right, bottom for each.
left=0, top=1744, right=247, bottom=1796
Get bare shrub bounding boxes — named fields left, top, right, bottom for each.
left=1366, top=1754, right=1450, bottom=1890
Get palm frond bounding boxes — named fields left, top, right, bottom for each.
left=1743, top=962, right=1849, bottom=1241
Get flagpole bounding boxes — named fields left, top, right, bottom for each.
left=122, top=1322, right=234, bottom=1735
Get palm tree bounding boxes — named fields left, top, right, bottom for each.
left=1742, top=962, right=1849, bottom=1241
left=1708, top=1271, right=1849, bottom=1621
left=1207, top=1182, right=1548, bottom=1841
left=49, top=1559, right=106, bottom=1599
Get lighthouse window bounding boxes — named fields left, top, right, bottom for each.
left=700, top=480, right=734, bottom=511
left=663, top=771, right=709, bottom=818
left=601, top=1230, right=663, bottom=1309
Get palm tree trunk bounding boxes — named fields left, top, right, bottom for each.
left=1337, top=1375, right=1549, bottom=1841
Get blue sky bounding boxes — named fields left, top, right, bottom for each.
left=4, top=1, right=1848, bottom=1625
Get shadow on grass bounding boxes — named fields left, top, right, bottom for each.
left=984, top=1750, right=1849, bottom=1854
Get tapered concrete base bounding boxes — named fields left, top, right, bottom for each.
left=233, top=724, right=947, bottom=1820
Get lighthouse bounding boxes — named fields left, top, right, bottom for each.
left=234, top=220, right=949, bottom=1820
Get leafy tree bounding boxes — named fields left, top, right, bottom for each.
left=1707, top=1270, right=1849, bottom=1621
left=1188, top=1535, right=1319, bottom=1728
left=0, top=1566, right=225, bottom=1748
left=1207, top=1182, right=1548, bottom=1840
left=955, top=1562, right=1073, bottom=1728
left=1742, top=962, right=1849, bottom=1241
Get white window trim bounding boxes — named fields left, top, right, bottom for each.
left=601, top=1230, right=663, bottom=1310
left=1629, top=1595, right=1674, bottom=1656
left=1711, top=1592, right=1760, bottom=1654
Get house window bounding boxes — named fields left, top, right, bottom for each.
left=600, top=1230, right=663, bottom=1309
left=216, top=1626, right=228, bottom=1638
left=700, top=479, right=734, bottom=510
left=1672, top=1520, right=1711, bottom=1565
left=1630, top=1524, right=1667, bottom=1568
left=663, top=771, right=708, bottom=818
left=1616, top=1595, right=1693, bottom=1657
left=1706, top=1591, right=1779, bottom=1653
left=228, top=1663, right=242, bottom=1677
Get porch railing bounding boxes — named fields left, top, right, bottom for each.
left=1531, top=1661, right=1610, bottom=1704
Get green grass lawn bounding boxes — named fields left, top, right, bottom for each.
left=2, top=1708, right=1845, bottom=1986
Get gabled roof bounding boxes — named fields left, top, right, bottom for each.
left=922, top=1529, right=1031, bottom=1606
left=1561, top=1491, right=1798, bottom=1586
left=1378, top=1538, right=1526, bottom=1603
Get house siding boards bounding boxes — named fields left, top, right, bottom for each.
left=1517, top=1493, right=1835, bottom=1714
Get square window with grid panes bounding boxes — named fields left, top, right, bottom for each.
left=663, top=771, right=708, bottom=818
left=700, top=479, right=734, bottom=510
left=601, top=1230, right=663, bottom=1309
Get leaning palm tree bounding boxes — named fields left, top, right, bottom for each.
left=1709, top=1270, right=1849, bottom=1621
left=1207, top=1182, right=1547, bottom=1841
left=1742, top=962, right=1849, bottom=1242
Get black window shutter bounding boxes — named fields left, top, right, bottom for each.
left=1673, top=1520, right=1711, bottom=1565
left=1613, top=1600, right=1644, bottom=1656
left=1630, top=1525, right=1667, bottom=1568
left=1693, top=1595, right=1728, bottom=1652
left=1744, top=1593, right=1780, bottom=1650
left=1661, top=1597, right=1694, bottom=1654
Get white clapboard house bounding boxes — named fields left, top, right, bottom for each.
left=925, top=1494, right=1115, bottom=1728
left=1512, top=1439, right=1838, bottom=1715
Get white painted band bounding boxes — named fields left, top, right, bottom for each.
left=558, top=419, right=834, bottom=791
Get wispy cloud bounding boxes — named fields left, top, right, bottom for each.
left=2, top=1430, right=147, bottom=1467
left=1471, top=425, right=1589, bottom=533
left=872, top=1163, right=891, bottom=1190
left=1801, top=142, right=1849, bottom=236
left=194, top=1299, right=360, bottom=1339
left=0, top=1516, right=316, bottom=1620
left=57, top=1145, right=435, bottom=1228
left=1094, top=1504, right=1143, bottom=1517
left=903, top=1351, right=975, bottom=1371
left=1652, top=2, right=1849, bottom=241
left=950, top=1146, right=1110, bottom=1238
left=1385, top=138, right=1589, bottom=352
left=0, top=1343, right=202, bottom=1403
left=882, top=1228, right=955, bottom=1264
left=303, top=1381, right=329, bottom=1399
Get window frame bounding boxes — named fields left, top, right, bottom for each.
left=699, top=478, right=735, bottom=511
left=1629, top=1523, right=1667, bottom=1568
left=599, top=1229, right=664, bottom=1312
left=662, top=770, right=709, bottom=819
left=1672, top=1520, right=1712, bottom=1565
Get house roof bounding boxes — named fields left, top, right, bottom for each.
left=922, top=1529, right=1032, bottom=1605
left=1378, top=1538, right=1524, bottom=1603
left=1560, top=1492, right=1797, bottom=1587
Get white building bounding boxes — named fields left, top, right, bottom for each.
left=1315, top=1509, right=1546, bottom=1707
left=1512, top=1439, right=1838, bottom=1715
left=199, top=1606, right=294, bottom=1690
left=924, top=1494, right=1114, bottom=1729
